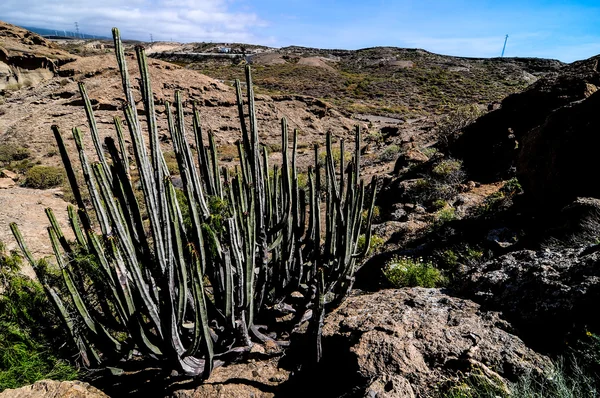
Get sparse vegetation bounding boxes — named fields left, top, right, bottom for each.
left=383, top=256, right=445, bottom=288
left=0, top=144, right=30, bottom=164
left=434, top=206, right=457, bottom=226
left=436, top=104, right=485, bottom=149
left=318, top=146, right=352, bottom=167
left=356, top=234, right=385, bottom=255
left=379, top=144, right=401, bottom=162
left=476, top=177, right=523, bottom=215
left=441, top=356, right=598, bottom=398
left=23, top=165, right=64, bottom=189
left=408, top=158, right=466, bottom=206
left=158, top=47, right=538, bottom=118
left=0, top=242, right=79, bottom=391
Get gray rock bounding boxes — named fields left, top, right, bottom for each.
left=310, top=288, right=549, bottom=397
left=459, top=247, right=600, bottom=347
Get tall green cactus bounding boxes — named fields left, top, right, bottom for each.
left=10, top=27, right=377, bottom=378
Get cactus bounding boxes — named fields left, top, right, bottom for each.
left=10, top=27, right=377, bottom=378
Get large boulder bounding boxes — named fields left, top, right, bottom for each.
left=459, top=246, right=600, bottom=350
left=284, top=288, right=549, bottom=397
left=515, top=89, right=600, bottom=208
left=451, top=55, right=598, bottom=183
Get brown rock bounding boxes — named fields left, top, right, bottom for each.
left=306, top=288, right=549, bottom=397
left=0, top=380, right=108, bottom=398
left=1, top=169, right=19, bottom=181
left=169, top=358, right=288, bottom=398
left=0, top=21, right=76, bottom=91
left=0, top=177, right=15, bottom=189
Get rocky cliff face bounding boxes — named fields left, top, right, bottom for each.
left=0, top=22, right=75, bottom=91
left=451, top=55, right=600, bottom=189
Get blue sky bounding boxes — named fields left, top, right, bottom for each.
left=1, top=0, right=599, bottom=62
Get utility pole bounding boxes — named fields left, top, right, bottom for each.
left=75, top=22, right=80, bottom=38
left=501, top=34, right=509, bottom=57
left=150, top=34, right=153, bottom=43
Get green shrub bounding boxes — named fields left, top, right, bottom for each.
left=23, top=166, right=64, bottom=189
left=318, top=147, right=351, bottom=167
left=500, top=177, right=523, bottom=196
left=408, top=158, right=465, bottom=206
left=0, top=144, right=30, bottom=165
left=465, top=246, right=483, bottom=261
left=432, top=159, right=463, bottom=180
left=297, top=172, right=309, bottom=190
left=440, top=354, right=599, bottom=398
left=356, top=234, right=385, bottom=255
left=0, top=242, right=78, bottom=391
left=383, top=256, right=445, bottom=288
left=434, top=206, right=456, bottom=226
left=421, top=146, right=438, bottom=158
left=441, top=369, right=508, bottom=398
left=366, top=130, right=384, bottom=144
left=432, top=199, right=447, bottom=211
left=379, top=144, right=401, bottom=162
left=510, top=359, right=597, bottom=398
left=362, top=205, right=381, bottom=225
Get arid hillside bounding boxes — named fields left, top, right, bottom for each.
left=0, top=21, right=564, bottom=263
left=151, top=43, right=564, bottom=118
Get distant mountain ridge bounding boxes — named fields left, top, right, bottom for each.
left=18, top=25, right=109, bottom=40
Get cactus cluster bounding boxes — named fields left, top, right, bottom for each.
left=10, top=28, right=376, bottom=378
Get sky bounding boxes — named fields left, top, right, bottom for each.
left=1, top=0, right=599, bottom=62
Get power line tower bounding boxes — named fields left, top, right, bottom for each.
left=150, top=34, right=154, bottom=43
left=75, top=22, right=80, bottom=38
left=501, top=34, right=509, bottom=57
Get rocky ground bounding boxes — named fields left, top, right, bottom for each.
left=2, top=20, right=600, bottom=398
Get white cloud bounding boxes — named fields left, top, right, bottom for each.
left=0, top=0, right=265, bottom=43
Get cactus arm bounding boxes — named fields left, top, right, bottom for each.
left=68, top=205, right=89, bottom=250
left=112, top=28, right=141, bottom=132
left=113, top=116, right=131, bottom=178
left=188, top=248, right=214, bottom=376
left=52, top=125, right=91, bottom=231
left=49, top=227, right=98, bottom=335
left=353, top=177, right=378, bottom=258
left=91, top=163, right=164, bottom=337
left=235, top=79, right=251, bottom=160
left=165, top=180, right=189, bottom=326
left=48, top=286, right=98, bottom=367
left=79, top=83, right=111, bottom=181
left=9, top=223, right=37, bottom=270
left=208, top=132, right=222, bottom=199
left=45, top=208, right=71, bottom=254
left=72, top=127, right=111, bottom=235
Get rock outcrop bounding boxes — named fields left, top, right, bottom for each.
left=0, top=22, right=75, bottom=91
left=515, top=88, right=600, bottom=208
left=459, top=246, right=600, bottom=350
left=284, top=288, right=550, bottom=397
left=451, top=55, right=600, bottom=186
left=0, top=380, right=108, bottom=398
